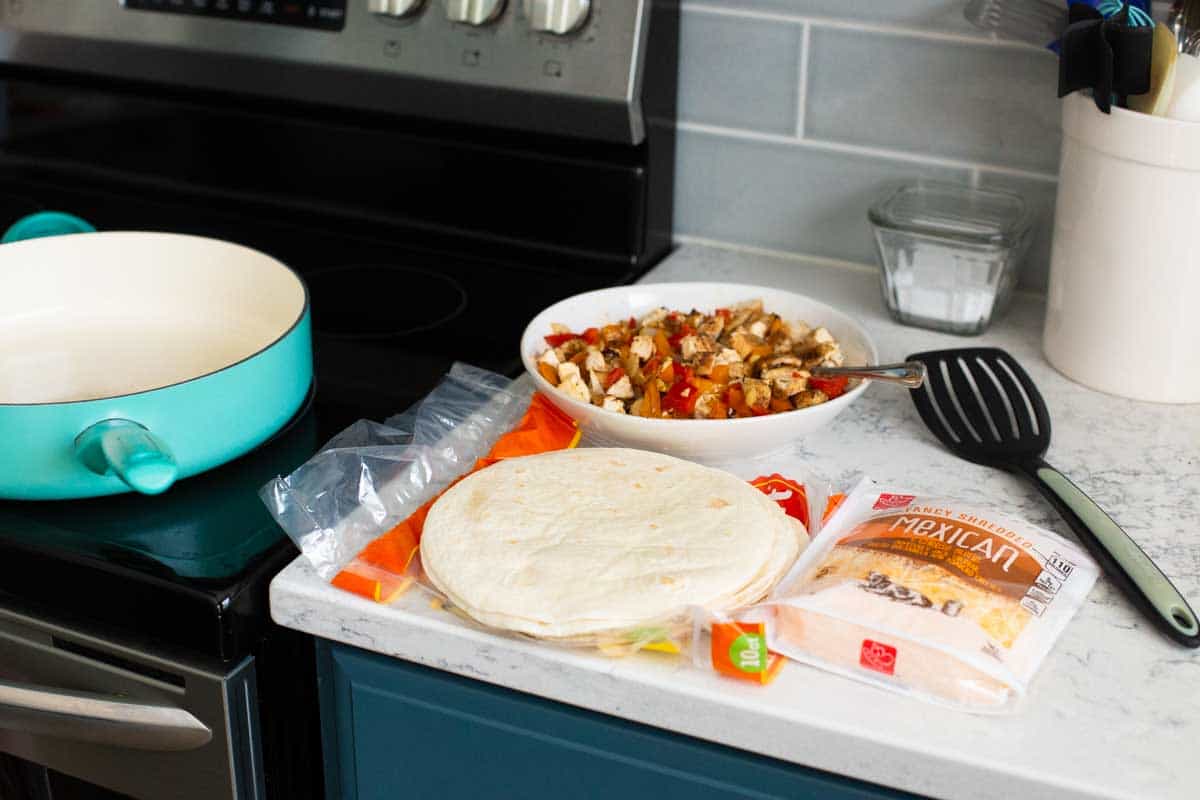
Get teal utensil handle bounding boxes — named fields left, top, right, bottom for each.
left=75, top=420, right=178, bottom=496
left=1025, top=459, right=1200, bottom=648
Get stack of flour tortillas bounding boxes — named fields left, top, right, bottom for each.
left=420, top=448, right=808, bottom=641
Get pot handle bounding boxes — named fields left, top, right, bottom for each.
left=1, top=211, right=96, bottom=243
left=74, top=420, right=179, bottom=495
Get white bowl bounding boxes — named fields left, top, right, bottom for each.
left=520, top=282, right=878, bottom=464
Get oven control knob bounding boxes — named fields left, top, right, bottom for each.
left=522, top=0, right=589, bottom=34
left=444, top=0, right=505, bottom=25
left=368, top=0, right=425, bottom=15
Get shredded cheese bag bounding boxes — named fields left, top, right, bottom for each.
left=759, top=479, right=1099, bottom=712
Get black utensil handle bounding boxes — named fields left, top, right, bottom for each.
left=1024, top=460, right=1200, bottom=648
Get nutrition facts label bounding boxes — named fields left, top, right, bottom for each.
left=1022, top=552, right=1077, bottom=617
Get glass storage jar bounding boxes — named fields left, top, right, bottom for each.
left=869, top=182, right=1032, bottom=335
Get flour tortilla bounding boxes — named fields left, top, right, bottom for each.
left=420, top=448, right=807, bottom=639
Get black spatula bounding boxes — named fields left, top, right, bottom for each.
left=907, top=347, right=1200, bottom=648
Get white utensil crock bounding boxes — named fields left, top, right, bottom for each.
left=1045, top=92, right=1200, bottom=403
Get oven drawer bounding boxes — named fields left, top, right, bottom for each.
left=0, top=607, right=263, bottom=800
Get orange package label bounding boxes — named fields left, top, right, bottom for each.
left=750, top=473, right=810, bottom=528
left=711, top=620, right=785, bottom=685
left=838, top=512, right=1043, bottom=600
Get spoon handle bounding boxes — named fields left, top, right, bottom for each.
left=810, top=362, right=927, bottom=388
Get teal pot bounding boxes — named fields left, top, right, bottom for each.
left=0, top=232, right=312, bottom=499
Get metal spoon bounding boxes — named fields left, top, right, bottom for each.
left=810, top=362, right=927, bottom=388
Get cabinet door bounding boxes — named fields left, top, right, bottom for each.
left=317, top=640, right=919, bottom=800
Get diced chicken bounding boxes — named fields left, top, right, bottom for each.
left=726, top=361, right=748, bottom=381
left=762, top=367, right=809, bottom=397
left=748, top=319, right=769, bottom=338
left=769, top=332, right=794, bottom=354
left=585, top=348, right=606, bottom=373
left=693, top=352, right=717, bottom=377
left=784, top=320, right=811, bottom=341
left=556, top=362, right=591, bottom=403
left=640, top=307, right=670, bottom=327
left=821, top=348, right=845, bottom=367
left=727, top=300, right=763, bottom=331
left=692, top=391, right=720, bottom=419
left=601, top=396, right=627, bottom=414
left=588, top=369, right=605, bottom=396
left=742, top=378, right=772, bottom=410
left=729, top=330, right=765, bottom=359
left=808, top=327, right=836, bottom=345
left=696, top=316, right=725, bottom=339
left=628, top=398, right=645, bottom=416
left=679, top=334, right=716, bottom=362
left=797, top=341, right=841, bottom=368
left=560, top=338, right=587, bottom=358
left=764, top=354, right=804, bottom=370
left=794, top=389, right=829, bottom=408
left=606, top=375, right=635, bottom=400
left=538, top=348, right=560, bottom=367
left=630, top=335, right=655, bottom=362
left=714, top=347, right=742, bottom=366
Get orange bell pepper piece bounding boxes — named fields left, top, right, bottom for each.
left=654, top=330, right=672, bottom=358
left=726, top=384, right=755, bottom=418
left=642, top=381, right=661, bottom=417
left=770, top=396, right=793, bottom=413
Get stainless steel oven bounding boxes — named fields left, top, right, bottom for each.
left=0, top=609, right=259, bottom=800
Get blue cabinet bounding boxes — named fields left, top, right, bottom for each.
left=316, top=640, right=920, bottom=800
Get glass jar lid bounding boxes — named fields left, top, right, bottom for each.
left=869, top=181, right=1031, bottom=247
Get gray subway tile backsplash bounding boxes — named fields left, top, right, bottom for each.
left=674, top=127, right=968, bottom=265
left=673, top=3, right=1064, bottom=290
left=687, top=0, right=986, bottom=36
left=806, top=28, right=1061, bottom=173
left=677, top=12, right=802, bottom=135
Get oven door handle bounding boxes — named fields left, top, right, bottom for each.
left=0, top=678, right=212, bottom=751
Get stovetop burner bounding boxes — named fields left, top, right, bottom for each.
left=308, top=264, right=468, bottom=339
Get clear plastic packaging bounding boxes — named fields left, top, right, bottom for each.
left=749, top=478, right=1099, bottom=712
left=261, top=363, right=546, bottom=582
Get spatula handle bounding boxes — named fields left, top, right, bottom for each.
left=1026, top=460, right=1200, bottom=648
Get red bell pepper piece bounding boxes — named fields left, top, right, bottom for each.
left=808, top=375, right=849, bottom=399
left=544, top=332, right=580, bottom=347
left=662, top=376, right=699, bottom=416
left=667, top=324, right=695, bottom=349
left=603, top=367, right=626, bottom=390
left=582, top=327, right=601, bottom=345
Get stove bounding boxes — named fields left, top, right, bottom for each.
left=0, top=2, right=678, bottom=798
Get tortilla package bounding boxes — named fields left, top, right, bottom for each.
left=757, top=479, right=1099, bottom=712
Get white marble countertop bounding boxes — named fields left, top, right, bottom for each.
left=271, top=244, right=1200, bottom=800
